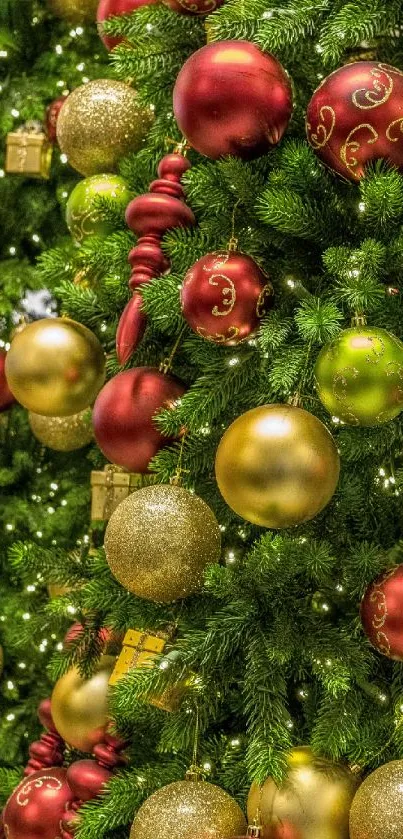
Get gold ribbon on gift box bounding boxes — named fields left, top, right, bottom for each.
left=109, top=626, right=188, bottom=712
left=5, top=120, right=52, bottom=179
left=91, top=465, right=156, bottom=522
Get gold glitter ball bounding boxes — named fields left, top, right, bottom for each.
left=57, top=80, right=154, bottom=177
left=104, top=484, right=221, bottom=602
left=29, top=408, right=93, bottom=451
left=130, top=779, right=247, bottom=839
left=47, top=0, right=99, bottom=23
left=349, top=759, right=403, bottom=839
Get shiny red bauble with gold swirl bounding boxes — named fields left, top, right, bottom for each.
left=0, top=350, right=15, bottom=412
left=93, top=367, right=186, bottom=472
left=361, top=564, right=403, bottom=660
left=306, top=61, right=403, bottom=181
left=181, top=251, right=274, bottom=344
left=3, top=767, right=72, bottom=839
left=162, top=0, right=223, bottom=15
left=97, top=0, right=158, bottom=50
left=173, top=41, right=293, bottom=159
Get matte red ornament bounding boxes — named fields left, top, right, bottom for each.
left=162, top=0, right=223, bottom=15
left=306, top=61, right=403, bottom=181
left=361, top=564, right=403, bottom=659
left=97, top=0, right=158, bottom=51
left=173, top=41, right=293, bottom=160
left=93, top=367, right=186, bottom=472
left=0, top=350, right=16, bottom=412
left=181, top=251, right=274, bottom=344
left=45, top=96, right=68, bottom=144
left=3, top=767, right=72, bottom=839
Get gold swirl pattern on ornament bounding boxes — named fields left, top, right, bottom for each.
left=386, top=117, right=403, bottom=142
left=197, top=326, right=240, bottom=343
left=369, top=587, right=388, bottom=630
left=332, top=366, right=360, bottom=424
left=70, top=208, right=100, bottom=243
left=376, top=630, right=391, bottom=656
left=363, top=333, right=384, bottom=365
left=384, top=360, right=403, bottom=399
left=17, top=775, right=63, bottom=807
left=352, top=67, right=393, bottom=109
left=340, top=124, right=378, bottom=178
left=3, top=824, right=9, bottom=838
left=209, top=273, right=236, bottom=317
left=378, top=62, right=403, bottom=78
left=176, top=0, right=218, bottom=11
left=256, top=284, right=274, bottom=318
left=306, top=105, right=335, bottom=149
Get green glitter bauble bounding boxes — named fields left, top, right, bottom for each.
left=315, top=326, right=403, bottom=426
left=66, top=174, right=131, bottom=244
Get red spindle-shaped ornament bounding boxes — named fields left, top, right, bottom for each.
left=117, top=152, right=195, bottom=364
left=60, top=734, right=126, bottom=839
left=25, top=698, right=65, bottom=776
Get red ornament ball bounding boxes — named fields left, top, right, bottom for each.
left=45, top=96, right=67, bottom=144
left=173, top=40, right=293, bottom=160
left=0, top=350, right=15, bottom=412
left=181, top=251, right=274, bottom=344
left=97, top=0, right=158, bottom=50
left=361, top=564, right=403, bottom=660
left=66, top=759, right=112, bottom=801
left=3, top=767, right=72, bottom=839
left=93, top=367, right=186, bottom=472
left=162, top=0, right=223, bottom=15
left=306, top=61, right=403, bottom=181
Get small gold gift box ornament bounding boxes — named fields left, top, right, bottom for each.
left=91, top=464, right=156, bottom=522
left=5, top=120, right=53, bottom=179
left=109, top=627, right=187, bottom=712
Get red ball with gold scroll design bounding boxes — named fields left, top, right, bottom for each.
left=181, top=251, right=274, bottom=345
left=306, top=61, right=403, bottom=181
left=173, top=40, right=292, bottom=160
left=361, top=564, right=403, bottom=660
left=92, top=367, right=186, bottom=473
left=162, top=0, right=224, bottom=15
left=3, top=767, right=72, bottom=839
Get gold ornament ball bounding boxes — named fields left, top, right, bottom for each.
left=57, top=80, right=153, bottom=177
left=315, top=326, right=403, bottom=426
left=248, top=747, right=358, bottom=839
left=130, top=778, right=247, bottom=839
left=5, top=318, right=105, bottom=417
left=51, top=655, right=114, bottom=752
left=215, top=404, right=340, bottom=529
left=29, top=408, right=93, bottom=451
left=349, top=759, right=403, bottom=839
left=47, top=0, right=99, bottom=22
left=104, top=484, right=221, bottom=602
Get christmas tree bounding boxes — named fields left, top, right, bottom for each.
left=3, top=1, right=403, bottom=838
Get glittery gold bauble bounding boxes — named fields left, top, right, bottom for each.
left=57, top=80, right=153, bottom=176
left=248, top=747, right=358, bottom=839
left=51, top=655, right=114, bottom=752
left=315, top=326, right=403, bottom=426
left=130, top=778, right=247, bottom=839
left=215, top=404, right=340, bottom=529
left=5, top=318, right=105, bottom=417
left=349, top=759, right=403, bottom=839
left=47, top=0, right=99, bottom=23
left=29, top=408, right=93, bottom=451
left=104, top=484, right=221, bottom=602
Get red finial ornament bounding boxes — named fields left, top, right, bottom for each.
left=25, top=698, right=65, bottom=776
left=116, top=150, right=195, bottom=364
left=60, top=732, right=127, bottom=838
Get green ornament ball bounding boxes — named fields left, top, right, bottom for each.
left=66, top=174, right=132, bottom=244
left=315, top=326, right=403, bottom=426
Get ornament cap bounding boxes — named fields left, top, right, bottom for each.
left=185, top=765, right=204, bottom=782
